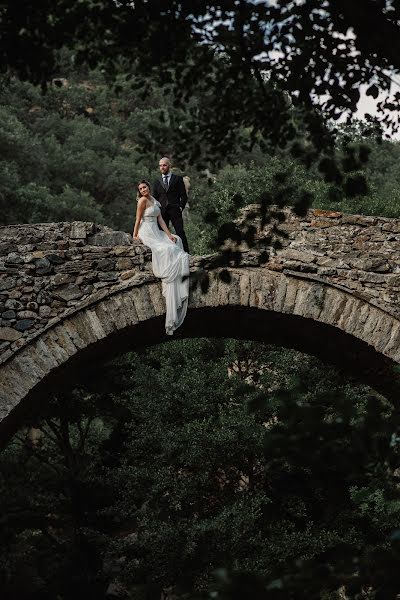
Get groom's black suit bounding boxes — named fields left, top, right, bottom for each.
left=153, top=174, right=189, bottom=252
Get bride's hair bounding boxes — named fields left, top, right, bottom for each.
left=136, top=179, right=152, bottom=202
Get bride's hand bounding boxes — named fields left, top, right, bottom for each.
left=133, top=234, right=141, bottom=242
left=168, top=234, right=177, bottom=243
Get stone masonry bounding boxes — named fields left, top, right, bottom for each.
left=0, top=207, right=400, bottom=434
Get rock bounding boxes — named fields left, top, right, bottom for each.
left=116, top=257, right=132, bottom=270
left=120, top=269, right=137, bottom=280
left=0, top=327, right=22, bottom=341
left=5, top=299, right=23, bottom=311
left=35, top=257, right=53, bottom=275
left=38, top=305, right=52, bottom=318
left=98, top=272, right=119, bottom=282
left=46, top=253, right=65, bottom=265
left=53, top=273, right=76, bottom=286
left=317, top=256, right=336, bottom=267
left=281, top=248, right=316, bottom=263
left=350, top=257, right=391, bottom=273
left=2, top=310, right=16, bottom=320
left=284, top=261, right=318, bottom=273
left=76, top=274, right=96, bottom=286
left=53, top=284, right=84, bottom=301
left=97, top=258, right=115, bottom=271
left=17, top=310, right=37, bottom=319
left=26, top=301, right=38, bottom=311
left=70, top=222, right=88, bottom=239
left=312, top=209, right=342, bottom=218
left=94, top=281, right=112, bottom=289
left=0, top=243, right=18, bottom=254
left=114, top=246, right=131, bottom=256
left=266, top=261, right=284, bottom=272
left=0, top=278, right=16, bottom=292
left=37, top=290, right=52, bottom=304
left=15, top=319, right=35, bottom=332
left=387, top=275, right=400, bottom=288
left=52, top=300, right=66, bottom=309
left=319, top=267, right=337, bottom=276
left=358, top=272, right=388, bottom=284
left=382, top=222, right=400, bottom=234
left=6, top=290, right=22, bottom=299
left=87, top=231, right=131, bottom=247
left=310, top=220, right=335, bottom=228
left=342, top=215, right=377, bottom=227
left=82, top=284, right=94, bottom=295
left=5, top=252, right=24, bottom=265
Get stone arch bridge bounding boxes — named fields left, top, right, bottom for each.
left=1, top=207, right=400, bottom=442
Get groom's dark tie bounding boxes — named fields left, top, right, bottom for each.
left=163, top=175, right=169, bottom=190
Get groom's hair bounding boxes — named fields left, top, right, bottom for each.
left=160, top=156, right=171, bottom=166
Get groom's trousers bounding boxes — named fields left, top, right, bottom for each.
left=162, top=204, right=189, bottom=253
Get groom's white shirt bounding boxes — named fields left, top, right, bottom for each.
left=163, top=172, right=172, bottom=187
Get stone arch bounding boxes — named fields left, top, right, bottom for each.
left=1, top=267, right=399, bottom=444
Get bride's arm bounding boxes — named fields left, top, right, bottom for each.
left=133, top=198, right=146, bottom=241
left=157, top=214, right=176, bottom=243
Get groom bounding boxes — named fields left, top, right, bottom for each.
left=153, top=157, right=189, bottom=252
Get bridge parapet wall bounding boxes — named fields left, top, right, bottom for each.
left=241, top=206, right=400, bottom=316
left=1, top=207, right=400, bottom=366
left=0, top=222, right=152, bottom=363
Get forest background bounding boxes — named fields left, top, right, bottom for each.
left=1, top=6, right=400, bottom=599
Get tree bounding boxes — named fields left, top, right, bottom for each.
left=2, top=1, right=400, bottom=173
left=1, top=339, right=399, bottom=599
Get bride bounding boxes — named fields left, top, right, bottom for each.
left=132, top=179, right=190, bottom=335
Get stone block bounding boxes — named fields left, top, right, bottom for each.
left=98, top=272, right=118, bottom=282
left=26, top=301, right=38, bottom=311
left=5, top=299, right=23, bottom=311
left=0, top=327, right=22, bottom=342
left=46, top=253, right=65, bottom=265
left=15, top=319, right=35, bottom=332
left=5, top=252, right=23, bottom=265
left=312, top=209, right=342, bottom=218
left=35, top=257, right=53, bottom=275
left=70, top=222, right=88, bottom=239
left=116, top=258, right=132, bottom=271
left=53, top=273, right=76, bottom=286
left=38, top=305, right=52, bottom=318
left=349, top=257, right=390, bottom=272
left=2, top=310, right=16, bottom=320
left=97, top=258, right=115, bottom=271
left=342, top=215, right=377, bottom=226
left=53, top=284, right=83, bottom=302
left=37, top=290, right=52, bottom=304
left=17, top=311, right=37, bottom=319
left=280, top=248, right=316, bottom=263
left=121, top=269, right=137, bottom=280
left=0, top=278, right=16, bottom=292
left=87, top=231, right=131, bottom=247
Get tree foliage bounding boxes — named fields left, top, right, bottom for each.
left=1, top=340, right=400, bottom=599
left=2, top=1, right=400, bottom=172
left=2, top=68, right=400, bottom=237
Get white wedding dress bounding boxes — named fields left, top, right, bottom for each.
left=138, top=198, right=190, bottom=335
